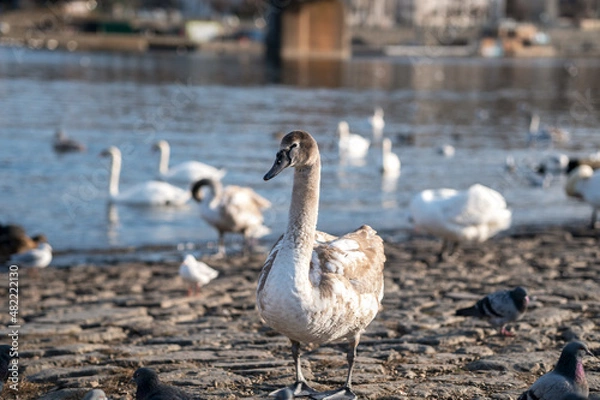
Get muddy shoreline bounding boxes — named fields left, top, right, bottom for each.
left=0, top=223, right=599, bottom=400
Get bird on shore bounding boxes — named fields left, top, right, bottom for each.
left=153, top=140, right=226, bottom=186
left=258, top=130, right=385, bottom=399
left=368, top=106, right=385, bottom=142
left=101, top=146, right=190, bottom=207
left=517, top=341, right=593, bottom=400
left=132, top=367, right=192, bottom=400
left=82, top=389, right=109, bottom=400
left=0, top=224, right=46, bottom=263
left=9, top=242, right=52, bottom=271
left=53, top=129, right=86, bottom=153
left=0, top=344, right=12, bottom=392
left=409, top=184, right=512, bottom=260
left=338, top=121, right=370, bottom=160
left=565, top=165, right=600, bottom=228
left=455, top=286, right=530, bottom=336
left=191, top=178, right=271, bottom=257
left=178, top=254, right=218, bottom=296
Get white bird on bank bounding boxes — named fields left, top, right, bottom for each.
left=368, top=106, right=385, bottom=142
left=179, top=254, right=219, bottom=296
left=9, top=242, right=52, bottom=270
left=191, top=178, right=271, bottom=257
left=338, top=121, right=370, bottom=160
left=258, top=130, right=385, bottom=399
left=409, top=184, right=512, bottom=260
left=153, top=140, right=226, bottom=185
left=381, top=137, right=400, bottom=178
left=565, top=164, right=600, bottom=228
left=100, top=146, right=190, bottom=207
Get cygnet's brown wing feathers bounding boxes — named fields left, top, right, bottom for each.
left=312, top=225, right=385, bottom=297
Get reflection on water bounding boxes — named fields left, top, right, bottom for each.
left=1, top=47, right=600, bottom=254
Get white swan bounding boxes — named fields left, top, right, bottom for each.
left=368, top=106, right=385, bottom=142
left=9, top=242, right=52, bottom=270
left=566, top=165, right=600, bottom=228
left=338, top=121, right=370, bottom=160
left=153, top=140, right=226, bottom=185
left=100, top=146, right=190, bottom=207
left=381, top=137, right=400, bottom=178
left=191, top=178, right=271, bottom=257
left=409, top=184, right=512, bottom=259
left=179, top=254, right=219, bottom=296
left=258, top=130, right=385, bottom=399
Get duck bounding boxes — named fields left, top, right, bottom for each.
left=565, top=164, right=600, bottom=228
left=178, top=254, right=219, bottom=296
left=368, top=106, right=385, bottom=142
left=53, top=129, right=86, bottom=153
left=9, top=242, right=52, bottom=270
left=527, top=113, right=570, bottom=148
left=258, top=130, right=385, bottom=399
left=380, top=137, right=400, bottom=178
left=153, top=140, right=226, bottom=185
left=409, top=184, right=512, bottom=260
left=191, top=178, right=271, bottom=257
left=100, top=146, right=190, bottom=207
left=338, top=121, right=370, bottom=160
left=0, top=224, right=46, bottom=263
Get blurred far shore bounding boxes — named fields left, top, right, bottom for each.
left=1, top=0, right=600, bottom=58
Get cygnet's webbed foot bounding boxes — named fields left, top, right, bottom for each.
left=310, top=386, right=356, bottom=400
left=270, top=381, right=318, bottom=398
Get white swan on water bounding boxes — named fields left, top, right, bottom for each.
left=153, top=140, right=226, bottom=185
left=101, top=146, right=190, bottom=207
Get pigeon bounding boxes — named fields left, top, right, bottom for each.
left=517, top=341, right=593, bottom=400
left=82, top=389, right=109, bottom=400
left=455, top=286, right=529, bottom=336
left=0, top=344, right=12, bottom=392
left=132, top=367, right=193, bottom=400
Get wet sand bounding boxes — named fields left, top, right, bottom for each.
left=0, top=223, right=599, bottom=400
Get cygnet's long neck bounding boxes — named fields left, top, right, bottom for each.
left=108, top=152, right=121, bottom=198
left=158, top=143, right=170, bottom=175
left=286, top=156, right=321, bottom=256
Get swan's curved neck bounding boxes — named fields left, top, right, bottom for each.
left=158, top=144, right=170, bottom=174
left=108, top=153, right=121, bottom=197
left=206, top=179, right=223, bottom=207
left=286, top=156, right=321, bottom=254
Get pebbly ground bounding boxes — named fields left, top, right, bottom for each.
left=0, top=224, right=599, bottom=400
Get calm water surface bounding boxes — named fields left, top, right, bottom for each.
left=1, top=47, right=599, bottom=263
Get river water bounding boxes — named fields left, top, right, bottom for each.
left=1, top=47, right=599, bottom=263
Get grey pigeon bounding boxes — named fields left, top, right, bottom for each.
left=561, top=394, right=589, bottom=400
left=82, top=389, right=109, bottom=400
left=517, top=341, right=593, bottom=400
left=455, top=286, right=529, bottom=336
left=0, top=344, right=12, bottom=392
left=132, top=367, right=193, bottom=400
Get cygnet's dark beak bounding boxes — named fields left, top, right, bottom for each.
left=264, top=150, right=290, bottom=181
